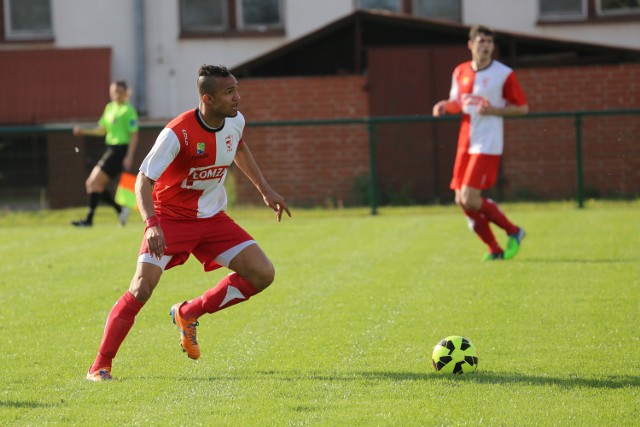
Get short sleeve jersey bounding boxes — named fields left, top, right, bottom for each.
left=449, top=60, right=527, bottom=155
left=99, top=101, right=139, bottom=146
left=139, top=109, right=245, bottom=219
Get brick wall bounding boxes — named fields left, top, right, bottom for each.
left=504, top=63, right=639, bottom=199
left=0, top=48, right=111, bottom=124
left=234, top=76, right=371, bottom=206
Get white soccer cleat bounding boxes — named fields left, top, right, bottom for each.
left=118, top=207, right=131, bottom=226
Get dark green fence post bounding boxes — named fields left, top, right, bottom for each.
left=368, top=120, right=378, bottom=215
left=575, top=114, right=584, bottom=208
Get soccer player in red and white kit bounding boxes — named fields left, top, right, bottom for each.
left=433, top=25, right=528, bottom=261
left=86, top=64, right=291, bottom=381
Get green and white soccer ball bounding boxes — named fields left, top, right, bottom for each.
left=431, top=335, right=479, bottom=374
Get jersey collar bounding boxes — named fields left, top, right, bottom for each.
left=195, top=108, right=225, bottom=133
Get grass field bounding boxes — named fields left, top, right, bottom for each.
left=1, top=201, right=638, bottom=426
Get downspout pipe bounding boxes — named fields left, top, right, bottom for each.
left=134, top=0, right=147, bottom=115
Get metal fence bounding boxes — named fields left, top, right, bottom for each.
left=248, top=108, right=640, bottom=213
left=1, top=109, right=638, bottom=213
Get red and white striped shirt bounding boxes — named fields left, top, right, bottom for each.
left=140, top=109, right=244, bottom=219
left=449, top=60, right=527, bottom=155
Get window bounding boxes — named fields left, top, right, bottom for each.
left=539, top=0, right=587, bottom=21
left=357, top=0, right=401, bottom=12
left=3, top=0, right=53, bottom=40
left=181, top=0, right=229, bottom=32
left=539, top=0, right=639, bottom=22
left=357, top=0, right=462, bottom=22
left=412, top=0, right=461, bottom=22
left=180, top=0, right=284, bottom=35
left=238, top=0, right=282, bottom=29
left=597, top=0, right=640, bottom=16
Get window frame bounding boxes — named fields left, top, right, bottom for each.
left=538, top=0, right=640, bottom=24
left=596, top=0, right=640, bottom=16
left=538, top=0, right=588, bottom=22
left=236, top=0, right=285, bottom=31
left=411, top=0, right=462, bottom=22
left=356, top=0, right=462, bottom=22
left=1, top=0, right=53, bottom=42
left=180, top=0, right=285, bottom=39
left=356, top=0, right=402, bottom=13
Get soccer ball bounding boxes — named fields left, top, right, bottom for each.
left=431, top=335, right=479, bottom=374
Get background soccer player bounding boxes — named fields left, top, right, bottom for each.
left=86, top=64, right=291, bottom=381
left=71, top=80, right=139, bottom=227
left=433, top=25, right=528, bottom=261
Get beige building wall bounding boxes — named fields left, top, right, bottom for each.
left=41, top=0, right=640, bottom=120
left=463, top=0, right=639, bottom=50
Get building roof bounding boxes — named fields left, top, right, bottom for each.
left=233, top=10, right=640, bottom=77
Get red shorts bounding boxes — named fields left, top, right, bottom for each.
left=139, top=211, right=254, bottom=271
left=450, top=152, right=501, bottom=190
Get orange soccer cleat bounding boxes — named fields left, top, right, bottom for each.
left=86, top=367, right=113, bottom=382
left=170, top=303, right=200, bottom=360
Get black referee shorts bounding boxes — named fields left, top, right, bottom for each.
left=97, top=144, right=129, bottom=179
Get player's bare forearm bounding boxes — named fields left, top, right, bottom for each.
left=433, top=99, right=462, bottom=117
left=233, top=142, right=270, bottom=194
left=135, top=172, right=166, bottom=258
left=73, top=125, right=107, bottom=137
left=135, top=172, right=157, bottom=222
left=432, top=100, right=448, bottom=117
left=481, top=103, right=529, bottom=117
left=124, top=132, right=139, bottom=171
left=234, top=142, right=291, bottom=221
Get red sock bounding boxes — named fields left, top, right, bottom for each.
left=181, top=272, right=259, bottom=320
left=464, top=209, right=502, bottom=254
left=479, top=198, right=519, bottom=235
left=90, top=291, right=145, bottom=372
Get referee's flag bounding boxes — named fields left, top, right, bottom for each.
left=115, top=172, right=138, bottom=209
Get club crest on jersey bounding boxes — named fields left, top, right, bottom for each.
left=225, top=135, right=233, bottom=152
left=191, top=142, right=209, bottom=160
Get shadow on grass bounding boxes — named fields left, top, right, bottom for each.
left=0, top=400, right=55, bottom=408
left=178, top=370, right=638, bottom=390
left=355, top=371, right=640, bottom=389
left=523, top=258, right=637, bottom=264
